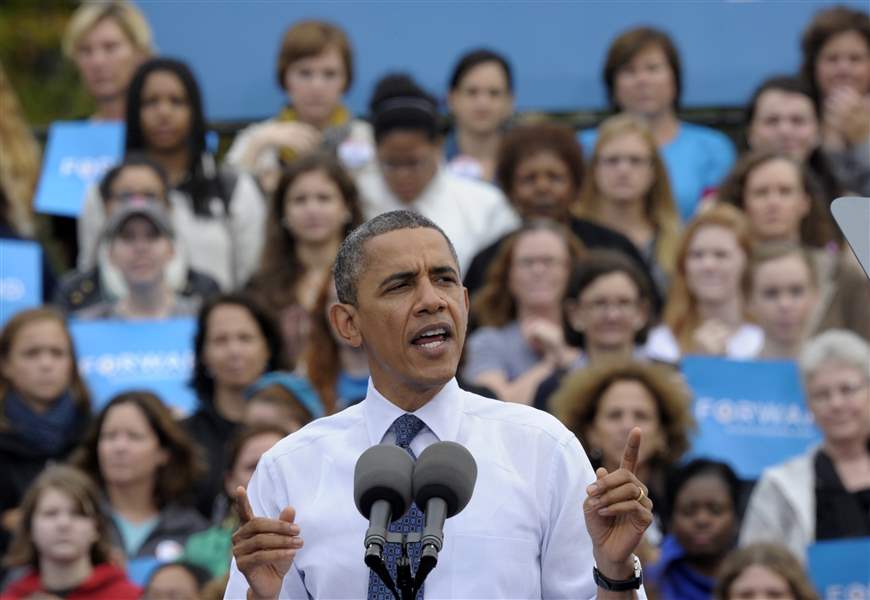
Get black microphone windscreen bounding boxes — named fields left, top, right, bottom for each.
left=413, top=441, right=477, bottom=517
left=354, top=444, right=414, bottom=520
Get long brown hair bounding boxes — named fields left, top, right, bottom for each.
left=576, top=114, right=681, bottom=276
left=70, top=391, right=205, bottom=509
left=663, top=204, right=753, bottom=353
left=0, top=307, right=90, bottom=429
left=472, top=220, right=585, bottom=328
left=247, top=153, right=363, bottom=316
left=3, top=465, right=116, bottom=569
left=303, top=274, right=340, bottom=414
left=717, top=149, right=836, bottom=248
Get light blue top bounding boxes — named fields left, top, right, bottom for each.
left=579, top=120, right=736, bottom=222
left=223, top=378, right=650, bottom=599
left=113, top=513, right=159, bottom=557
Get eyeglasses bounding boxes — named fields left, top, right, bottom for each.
left=580, top=297, right=640, bottom=315
left=513, top=256, right=567, bottom=270
left=111, top=191, right=163, bottom=203
left=597, top=154, right=653, bottom=169
left=808, top=381, right=869, bottom=404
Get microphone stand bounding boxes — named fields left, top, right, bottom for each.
left=366, top=532, right=440, bottom=600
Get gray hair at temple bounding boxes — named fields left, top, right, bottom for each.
left=334, top=210, right=459, bottom=306
left=799, top=329, right=870, bottom=382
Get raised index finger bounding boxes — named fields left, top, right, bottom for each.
left=235, top=486, right=255, bottom=524
left=620, top=427, right=642, bottom=474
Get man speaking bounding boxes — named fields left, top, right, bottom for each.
left=224, top=211, right=653, bottom=599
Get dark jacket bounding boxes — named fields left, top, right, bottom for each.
left=463, top=216, right=663, bottom=315
left=108, top=503, right=208, bottom=561
left=183, top=401, right=239, bottom=520
left=54, top=265, right=220, bottom=314
left=0, top=406, right=91, bottom=559
left=0, top=564, right=141, bottom=600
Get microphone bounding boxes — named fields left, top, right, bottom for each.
left=354, top=443, right=414, bottom=587
left=412, top=441, right=477, bottom=588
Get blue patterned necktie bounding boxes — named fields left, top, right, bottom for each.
left=367, top=414, right=426, bottom=600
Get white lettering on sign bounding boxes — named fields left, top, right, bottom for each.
left=694, top=396, right=816, bottom=435
left=59, top=155, right=116, bottom=182
left=824, top=583, right=870, bottom=599
left=78, top=350, right=194, bottom=380
left=0, top=278, right=26, bottom=301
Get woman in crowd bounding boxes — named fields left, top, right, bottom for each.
left=56, top=155, right=220, bottom=314
left=243, top=372, right=323, bottom=434
left=744, top=75, right=848, bottom=207
left=579, top=27, right=736, bottom=221
left=463, top=221, right=584, bottom=405
left=646, top=459, right=740, bottom=600
left=1, top=465, right=140, bottom=600
left=355, top=73, right=519, bottom=273
left=800, top=5, right=870, bottom=197
left=645, top=204, right=763, bottom=362
left=62, top=0, right=153, bottom=121
left=747, top=243, right=819, bottom=360
left=715, top=543, right=820, bottom=600
left=533, top=250, right=653, bottom=411
left=303, top=275, right=369, bottom=412
left=182, top=424, right=286, bottom=578
left=70, top=391, right=207, bottom=567
left=551, top=360, right=694, bottom=552
left=183, top=294, right=286, bottom=519
left=740, top=329, right=870, bottom=559
left=0, top=309, right=91, bottom=565
left=576, top=113, right=681, bottom=295
left=76, top=200, right=200, bottom=319
left=246, top=153, right=362, bottom=366
left=444, top=48, right=514, bottom=181
left=227, top=20, right=374, bottom=194
left=464, top=121, right=658, bottom=312
left=718, top=149, right=870, bottom=339
left=142, top=561, right=212, bottom=600
left=78, top=58, right=266, bottom=291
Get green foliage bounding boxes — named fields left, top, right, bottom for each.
left=0, top=1, right=94, bottom=129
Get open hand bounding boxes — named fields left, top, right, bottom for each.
left=583, top=428, right=653, bottom=576
left=232, top=486, right=303, bottom=600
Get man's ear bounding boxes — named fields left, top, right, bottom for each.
left=463, top=286, right=470, bottom=314
left=329, top=302, right=363, bottom=348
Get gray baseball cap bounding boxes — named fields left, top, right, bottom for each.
left=105, top=199, right=174, bottom=239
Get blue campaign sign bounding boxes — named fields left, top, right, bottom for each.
left=69, top=317, right=199, bottom=416
left=808, top=538, right=870, bottom=599
left=0, top=239, right=42, bottom=327
left=681, top=356, right=821, bottom=480
left=34, top=120, right=124, bottom=217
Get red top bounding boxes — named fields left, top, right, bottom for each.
left=0, top=563, right=141, bottom=600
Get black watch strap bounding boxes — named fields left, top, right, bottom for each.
left=593, top=555, right=643, bottom=591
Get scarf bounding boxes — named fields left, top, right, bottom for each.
left=276, top=104, right=352, bottom=165
left=4, top=389, right=78, bottom=455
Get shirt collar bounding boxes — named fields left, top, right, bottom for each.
left=363, top=377, right=464, bottom=446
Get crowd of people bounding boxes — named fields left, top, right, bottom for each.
left=1, top=1, right=869, bottom=598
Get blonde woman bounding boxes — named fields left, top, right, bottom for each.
left=645, top=204, right=763, bottom=362
left=0, top=63, right=40, bottom=235
left=577, top=114, right=681, bottom=295
left=62, top=0, right=153, bottom=121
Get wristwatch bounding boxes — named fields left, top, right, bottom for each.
left=593, top=555, right=643, bottom=591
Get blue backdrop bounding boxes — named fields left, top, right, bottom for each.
left=139, top=1, right=867, bottom=122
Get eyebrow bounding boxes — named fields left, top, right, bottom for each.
left=377, top=265, right=460, bottom=291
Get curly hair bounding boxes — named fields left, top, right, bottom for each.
left=715, top=543, right=820, bottom=600
left=800, top=5, right=870, bottom=100
left=472, top=220, right=586, bottom=328
left=551, top=360, right=694, bottom=466
left=70, top=391, right=206, bottom=509
left=716, top=149, right=837, bottom=248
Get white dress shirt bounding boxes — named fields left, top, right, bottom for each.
left=224, top=378, right=648, bottom=599
left=354, top=166, right=520, bottom=274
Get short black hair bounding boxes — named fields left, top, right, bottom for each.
left=98, top=153, right=170, bottom=206
left=191, top=293, right=288, bottom=400
left=369, top=73, right=442, bottom=144
left=666, top=458, right=740, bottom=521
left=449, top=48, right=513, bottom=92
left=145, top=561, right=213, bottom=591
